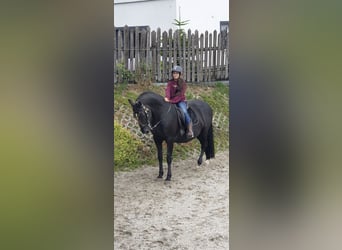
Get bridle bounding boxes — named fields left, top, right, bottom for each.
left=135, top=102, right=171, bottom=131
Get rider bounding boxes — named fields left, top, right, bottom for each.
left=164, top=65, right=194, bottom=138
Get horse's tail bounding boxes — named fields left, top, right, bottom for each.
left=205, top=124, right=215, bottom=159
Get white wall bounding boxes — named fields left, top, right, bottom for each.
left=114, top=0, right=229, bottom=33
left=176, top=0, right=229, bottom=33
left=114, top=0, right=177, bottom=31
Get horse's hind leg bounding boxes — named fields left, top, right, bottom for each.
left=154, top=138, right=163, bottom=178
left=197, top=132, right=208, bottom=166
left=197, top=148, right=205, bottom=166
left=165, top=141, right=174, bottom=181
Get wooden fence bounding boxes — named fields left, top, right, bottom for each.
left=114, top=26, right=229, bottom=84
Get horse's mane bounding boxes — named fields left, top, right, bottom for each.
left=137, top=91, right=164, bottom=104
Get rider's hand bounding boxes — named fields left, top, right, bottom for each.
left=164, top=97, right=170, bottom=102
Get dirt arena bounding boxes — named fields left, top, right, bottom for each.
left=114, top=151, right=229, bottom=250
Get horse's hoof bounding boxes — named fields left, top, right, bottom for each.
left=165, top=176, right=171, bottom=181
left=157, top=175, right=163, bottom=178
left=197, top=159, right=202, bottom=166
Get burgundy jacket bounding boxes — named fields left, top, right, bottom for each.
left=165, top=79, right=187, bottom=104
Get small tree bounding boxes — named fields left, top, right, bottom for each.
left=172, top=8, right=190, bottom=65
left=173, top=18, right=190, bottom=37
left=173, top=6, right=190, bottom=41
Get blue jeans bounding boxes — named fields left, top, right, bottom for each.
left=177, top=101, right=191, bottom=125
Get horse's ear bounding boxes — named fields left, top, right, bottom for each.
left=128, top=99, right=135, bottom=107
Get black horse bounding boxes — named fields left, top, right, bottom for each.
left=129, top=91, right=214, bottom=181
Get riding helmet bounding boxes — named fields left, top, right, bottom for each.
left=171, top=65, right=182, bottom=74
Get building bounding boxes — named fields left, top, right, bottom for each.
left=114, top=0, right=229, bottom=33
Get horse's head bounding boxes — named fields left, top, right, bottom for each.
left=128, top=99, right=153, bottom=134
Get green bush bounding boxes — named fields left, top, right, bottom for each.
left=116, top=63, right=133, bottom=84
left=114, top=121, right=144, bottom=171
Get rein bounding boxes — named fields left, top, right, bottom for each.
left=144, top=103, right=172, bottom=131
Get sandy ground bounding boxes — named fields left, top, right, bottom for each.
left=114, top=151, right=229, bottom=250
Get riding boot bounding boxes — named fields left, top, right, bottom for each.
left=187, top=122, right=194, bottom=138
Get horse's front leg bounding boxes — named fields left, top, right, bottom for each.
left=154, top=138, right=163, bottom=178
left=166, top=141, right=174, bottom=181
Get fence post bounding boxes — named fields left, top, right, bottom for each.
left=199, top=34, right=204, bottom=82
left=194, top=30, right=199, bottom=82
left=134, top=27, right=139, bottom=73
left=182, top=30, right=186, bottom=76
left=173, top=30, right=177, bottom=66
left=225, top=31, right=229, bottom=79
left=140, top=29, right=146, bottom=72
left=151, top=30, right=157, bottom=82
left=204, top=31, right=209, bottom=82
left=156, top=28, right=161, bottom=82
left=123, top=25, right=129, bottom=68
left=191, top=33, right=195, bottom=82
left=186, top=29, right=191, bottom=81
left=220, top=30, right=226, bottom=80
left=217, top=32, right=221, bottom=80
left=213, top=30, right=217, bottom=81
left=162, top=31, right=168, bottom=82
left=114, top=27, right=117, bottom=84
left=146, top=26, right=151, bottom=67
left=168, top=29, right=173, bottom=79
left=117, top=29, right=123, bottom=83
left=129, top=28, right=134, bottom=72
left=208, top=32, right=212, bottom=82
left=176, top=29, right=181, bottom=66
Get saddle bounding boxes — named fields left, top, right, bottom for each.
left=175, top=105, right=198, bottom=136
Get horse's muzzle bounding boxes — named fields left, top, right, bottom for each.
left=141, top=127, right=150, bottom=134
